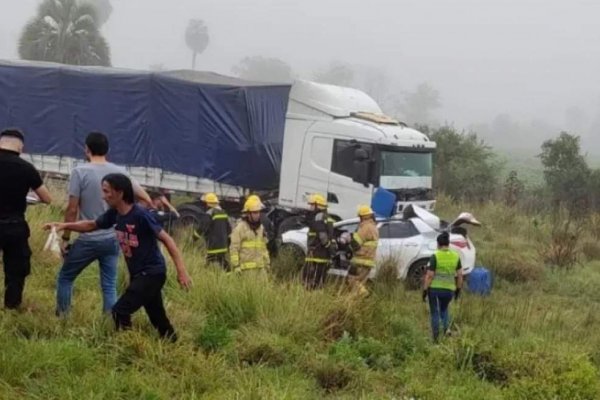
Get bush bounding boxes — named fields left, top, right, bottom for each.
left=309, top=359, right=355, bottom=393
left=582, top=241, right=600, bottom=261
left=478, top=249, right=544, bottom=283
left=195, top=318, right=231, bottom=353
left=535, top=211, right=583, bottom=269
left=500, top=347, right=600, bottom=399
left=235, top=331, right=293, bottom=367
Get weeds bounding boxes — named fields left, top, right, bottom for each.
left=1, top=193, right=600, bottom=398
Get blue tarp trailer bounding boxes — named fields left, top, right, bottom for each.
left=0, top=60, right=291, bottom=190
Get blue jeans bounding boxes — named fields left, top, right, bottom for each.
left=56, top=237, right=120, bottom=314
left=428, top=288, right=454, bottom=341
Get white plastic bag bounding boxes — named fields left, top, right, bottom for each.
left=43, top=227, right=62, bottom=258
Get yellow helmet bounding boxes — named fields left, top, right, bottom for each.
left=201, top=192, right=219, bottom=205
left=243, top=196, right=263, bottom=213
left=247, top=194, right=261, bottom=203
left=357, top=205, right=374, bottom=217
left=308, top=193, right=327, bottom=208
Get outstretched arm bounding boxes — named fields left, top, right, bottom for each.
left=44, top=220, right=97, bottom=233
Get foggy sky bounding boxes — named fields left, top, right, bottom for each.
left=2, top=0, right=600, bottom=148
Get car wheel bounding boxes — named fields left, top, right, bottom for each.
left=405, top=259, right=428, bottom=290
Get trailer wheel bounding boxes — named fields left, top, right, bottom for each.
left=176, top=204, right=205, bottom=228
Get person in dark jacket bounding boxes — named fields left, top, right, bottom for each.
left=197, top=193, right=231, bottom=270
left=302, top=194, right=335, bottom=290
left=148, top=191, right=180, bottom=231
left=0, top=128, right=52, bottom=310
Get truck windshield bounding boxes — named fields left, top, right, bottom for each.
left=380, top=151, right=432, bottom=177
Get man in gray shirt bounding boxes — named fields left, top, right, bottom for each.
left=56, top=132, right=152, bottom=316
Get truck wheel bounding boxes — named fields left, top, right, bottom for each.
left=405, top=259, right=428, bottom=290
left=277, top=216, right=306, bottom=236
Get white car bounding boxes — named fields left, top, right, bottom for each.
left=280, top=205, right=480, bottom=288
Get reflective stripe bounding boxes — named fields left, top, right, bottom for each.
left=231, top=254, right=240, bottom=265
left=207, top=248, right=228, bottom=255
left=327, top=218, right=336, bottom=224
left=241, top=262, right=263, bottom=270
left=305, top=257, right=330, bottom=264
left=352, top=233, right=364, bottom=245
left=242, top=240, right=266, bottom=249
left=363, top=241, right=378, bottom=248
left=352, top=258, right=375, bottom=268
left=308, top=232, right=317, bottom=237
left=193, top=231, right=202, bottom=239
left=212, top=214, right=228, bottom=220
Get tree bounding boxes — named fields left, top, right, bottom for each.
left=79, top=0, right=112, bottom=27
left=504, top=170, right=525, bottom=207
left=18, top=0, right=110, bottom=66
left=403, top=83, right=441, bottom=125
left=185, top=19, right=209, bottom=70
left=539, top=132, right=591, bottom=214
left=232, top=56, right=292, bottom=83
left=313, top=62, right=355, bottom=87
left=428, top=126, right=500, bottom=202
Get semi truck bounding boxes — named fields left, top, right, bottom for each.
left=0, top=60, right=436, bottom=235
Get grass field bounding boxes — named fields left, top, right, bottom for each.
left=1, top=195, right=600, bottom=399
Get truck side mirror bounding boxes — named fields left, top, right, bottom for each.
left=352, top=147, right=371, bottom=187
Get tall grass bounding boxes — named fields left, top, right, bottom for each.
left=0, top=193, right=599, bottom=398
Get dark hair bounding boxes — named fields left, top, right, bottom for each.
left=0, top=128, right=25, bottom=143
left=85, top=132, right=109, bottom=156
left=149, top=191, right=162, bottom=200
left=437, top=232, right=450, bottom=247
left=102, top=173, right=135, bottom=204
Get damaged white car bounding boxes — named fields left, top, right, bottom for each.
left=280, top=205, right=481, bottom=289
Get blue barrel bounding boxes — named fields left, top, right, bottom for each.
left=466, top=267, right=492, bottom=296
left=371, top=187, right=396, bottom=218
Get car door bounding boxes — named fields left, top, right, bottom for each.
left=382, top=220, right=422, bottom=277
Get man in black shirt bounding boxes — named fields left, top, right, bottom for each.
left=0, top=128, right=52, bottom=309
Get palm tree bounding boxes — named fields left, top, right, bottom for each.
left=185, top=19, right=209, bottom=70
left=79, top=0, right=112, bottom=27
left=18, top=0, right=111, bottom=67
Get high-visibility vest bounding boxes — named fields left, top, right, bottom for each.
left=430, top=249, right=460, bottom=291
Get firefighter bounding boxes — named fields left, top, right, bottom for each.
left=247, top=194, right=276, bottom=257
left=302, top=194, right=335, bottom=290
left=229, top=196, right=269, bottom=273
left=347, top=205, right=379, bottom=296
left=199, top=193, right=231, bottom=271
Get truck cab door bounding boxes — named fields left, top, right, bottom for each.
left=327, top=139, right=375, bottom=220
left=296, top=134, right=333, bottom=207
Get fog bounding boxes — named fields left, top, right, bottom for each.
left=2, top=0, right=600, bottom=152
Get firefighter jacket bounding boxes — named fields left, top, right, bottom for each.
left=306, top=210, right=335, bottom=264
left=230, top=219, right=269, bottom=271
left=350, top=218, right=379, bottom=268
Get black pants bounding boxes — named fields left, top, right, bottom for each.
left=207, top=253, right=229, bottom=271
left=112, top=273, right=176, bottom=341
left=0, top=220, right=31, bottom=309
left=302, top=261, right=330, bottom=290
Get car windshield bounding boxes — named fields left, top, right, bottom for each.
left=380, top=151, right=432, bottom=177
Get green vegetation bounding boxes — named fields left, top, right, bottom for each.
left=1, top=192, right=600, bottom=399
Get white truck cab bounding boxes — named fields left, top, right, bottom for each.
left=278, top=80, right=436, bottom=221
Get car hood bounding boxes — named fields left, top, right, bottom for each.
left=403, top=204, right=481, bottom=230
